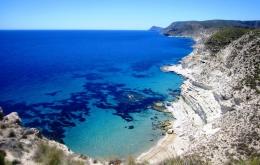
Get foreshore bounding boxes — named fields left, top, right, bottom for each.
left=137, top=133, right=176, bottom=163
left=136, top=58, right=197, bottom=164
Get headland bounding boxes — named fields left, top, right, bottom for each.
left=137, top=20, right=260, bottom=164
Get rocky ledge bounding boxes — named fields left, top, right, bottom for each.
left=161, top=29, right=260, bottom=164
left=0, top=107, right=102, bottom=165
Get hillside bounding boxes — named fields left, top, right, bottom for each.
left=161, top=20, right=260, bottom=41
left=149, top=26, right=164, bottom=32
left=159, top=25, right=260, bottom=164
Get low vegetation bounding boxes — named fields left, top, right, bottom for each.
left=157, top=156, right=260, bottom=165
left=33, top=141, right=85, bottom=165
left=225, top=157, right=260, bottom=165
left=240, top=29, right=260, bottom=91
left=159, top=156, right=208, bottom=165
left=205, top=27, right=252, bottom=53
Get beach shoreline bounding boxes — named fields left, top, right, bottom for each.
left=135, top=35, right=210, bottom=164
left=136, top=133, right=176, bottom=164
left=136, top=56, right=196, bottom=164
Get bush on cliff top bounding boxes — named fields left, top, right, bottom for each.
left=205, top=27, right=251, bottom=54
left=159, top=156, right=209, bottom=165
left=33, top=141, right=85, bottom=165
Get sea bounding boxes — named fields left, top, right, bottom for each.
left=0, top=30, right=194, bottom=158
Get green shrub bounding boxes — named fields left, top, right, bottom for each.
left=11, top=159, right=21, bottom=165
left=47, top=149, right=62, bottom=165
left=34, top=141, right=87, bottom=165
left=8, top=130, right=15, bottom=138
left=160, top=156, right=208, bottom=165
left=34, top=142, right=63, bottom=165
left=0, top=124, right=6, bottom=129
left=0, top=153, right=5, bottom=165
left=226, top=157, right=260, bottom=165
left=205, top=27, right=251, bottom=54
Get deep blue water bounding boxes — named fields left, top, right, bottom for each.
left=0, top=30, right=194, bottom=158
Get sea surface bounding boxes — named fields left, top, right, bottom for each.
left=0, top=30, right=194, bottom=158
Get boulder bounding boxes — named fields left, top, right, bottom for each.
left=23, top=128, right=42, bottom=138
left=3, top=112, right=22, bottom=126
left=30, top=128, right=42, bottom=138
left=154, top=101, right=163, bottom=107
left=168, top=129, right=174, bottom=134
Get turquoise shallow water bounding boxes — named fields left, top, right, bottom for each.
left=63, top=64, right=180, bottom=158
left=64, top=108, right=173, bottom=158
left=0, top=30, right=194, bottom=158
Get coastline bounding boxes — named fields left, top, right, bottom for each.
left=135, top=34, right=205, bottom=164
left=136, top=33, right=220, bottom=164
left=136, top=40, right=199, bottom=164
left=137, top=28, right=260, bottom=165
left=137, top=133, right=176, bottom=163
left=2, top=23, right=260, bottom=165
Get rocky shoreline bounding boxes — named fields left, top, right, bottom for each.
left=138, top=29, right=260, bottom=164
left=1, top=23, right=260, bottom=164
left=0, top=107, right=104, bottom=165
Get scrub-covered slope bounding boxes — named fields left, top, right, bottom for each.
left=161, top=27, right=260, bottom=164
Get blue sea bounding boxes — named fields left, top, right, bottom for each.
left=0, top=30, right=193, bottom=158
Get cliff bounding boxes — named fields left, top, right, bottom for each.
left=160, top=26, right=260, bottom=164
left=161, top=20, right=260, bottom=41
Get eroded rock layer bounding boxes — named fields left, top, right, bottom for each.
left=164, top=29, right=260, bottom=164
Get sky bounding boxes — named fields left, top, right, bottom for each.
left=0, top=0, right=260, bottom=30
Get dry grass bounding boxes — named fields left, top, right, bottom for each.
left=33, top=141, right=86, bottom=165
left=159, top=156, right=209, bottom=165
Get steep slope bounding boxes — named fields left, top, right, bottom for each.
left=161, top=29, right=260, bottom=164
left=0, top=107, right=101, bottom=165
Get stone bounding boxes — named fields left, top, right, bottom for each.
left=167, top=129, right=174, bottom=134
left=154, top=101, right=163, bottom=107
left=30, top=128, right=42, bottom=138
left=3, top=112, right=22, bottom=126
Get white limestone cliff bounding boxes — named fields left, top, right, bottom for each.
left=161, top=29, right=260, bottom=164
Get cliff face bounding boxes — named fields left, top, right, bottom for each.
left=163, top=28, right=260, bottom=164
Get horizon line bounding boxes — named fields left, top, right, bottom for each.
left=0, top=29, right=150, bottom=31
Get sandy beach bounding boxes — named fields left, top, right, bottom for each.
left=135, top=65, right=188, bottom=164
left=136, top=60, right=206, bottom=164
left=137, top=133, right=176, bottom=164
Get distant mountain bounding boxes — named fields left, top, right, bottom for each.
left=149, top=26, right=164, bottom=32
left=161, top=20, right=260, bottom=37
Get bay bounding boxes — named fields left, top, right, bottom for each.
left=0, top=30, right=194, bottom=158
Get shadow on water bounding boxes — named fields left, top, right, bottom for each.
left=0, top=73, right=168, bottom=144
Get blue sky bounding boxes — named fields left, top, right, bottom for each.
left=0, top=0, right=259, bottom=30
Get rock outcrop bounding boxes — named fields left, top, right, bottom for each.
left=0, top=109, right=102, bottom=165
left=149, top=26, right=164, bottom=32
left=162, top=28, right=260, bottom=164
